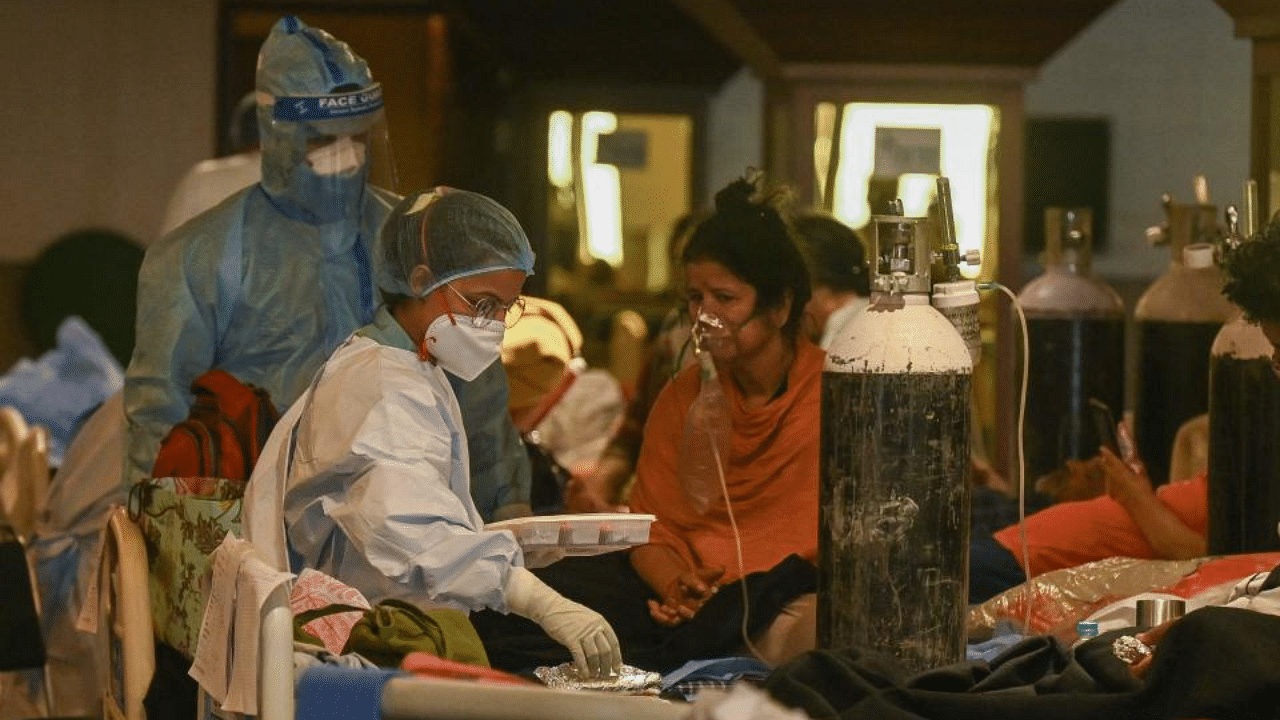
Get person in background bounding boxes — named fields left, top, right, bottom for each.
left=244, top=187, right=621, bottom=678
left=123, top=18, right=400, bottom=716
left=500, top=297, right=625, bottom=512
left=564, top=211, right=704, bottom=512
left=970, top=215, right=1280, bottom=604
left=503, top=296, right=586, bottom=432
left=791, top=212, right=870, bottom=350
left=1120, top=212, right=1280, bottom=682
left=627, top=176, right=819, bottom=660
left=123, top=16, right=527, bottom=712
left=968, top=445, right=1207, bottom=603
left=135, top=15, right=530, bottom=525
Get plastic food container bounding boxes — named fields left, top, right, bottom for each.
left=486, top=513, right=655, bottom=568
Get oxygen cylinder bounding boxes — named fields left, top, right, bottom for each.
left=1207, top=316, right=1280, bottom=553
left=1134, top=198, right=1236, bottom=486
left=1207, top=201, right=1280, bottom=554
left=1017, top=208, right=1124, bottom=494
left=820, top=185, right=971, bottom=673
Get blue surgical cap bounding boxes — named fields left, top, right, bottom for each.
left=257, top=16, right=374, bottom=99
left=377, top=188, right=536, bottom=298
left=253, top=16, right=385, bottom=205
left=255, top=16, right=383, bottom=137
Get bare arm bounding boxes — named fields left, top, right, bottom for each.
left=1100, top=447, right=1206, bottom=560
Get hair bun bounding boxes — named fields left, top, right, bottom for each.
left=714, top=178, right=756, bottom=214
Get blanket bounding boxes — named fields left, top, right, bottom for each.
left=767, top=605, right=1280, bottom=720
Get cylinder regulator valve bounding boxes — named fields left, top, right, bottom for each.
left=871, top=200, right=932, bottom=297
left=1221, top=179, right=1260, bottom=258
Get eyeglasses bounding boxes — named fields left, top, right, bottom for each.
left=446, top=284, right=525, bottom=328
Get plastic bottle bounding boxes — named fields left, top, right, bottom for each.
left=1017, top=207, right=1126, bottom=495
left=1133, top=198, right=1236, bottom=486
left=676, top=320, right=732, bottom=514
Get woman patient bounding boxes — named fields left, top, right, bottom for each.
left=244, top=187, right=620, bottom=678
left=472, top=174, right=821, bottom=673
left=627, top=175, right=820, bottom=654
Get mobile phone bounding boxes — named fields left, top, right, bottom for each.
left=1088, top=397, right=1121, bottom=455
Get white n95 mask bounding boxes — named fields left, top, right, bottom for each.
left=425, top=315, right=505, bottom=381
left=306, top=136, right=366, bottom=177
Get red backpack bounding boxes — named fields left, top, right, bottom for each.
left=151, top=369, right=280, bottom=483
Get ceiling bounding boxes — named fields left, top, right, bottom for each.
left=718, top=0, right=1125, bottom=68
left=443, top=0, right=742, bottom=88
left=442, top=0, right=1126, bottom=89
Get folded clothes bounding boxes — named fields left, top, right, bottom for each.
left=662, top=656, right=772, bottom=688
left=660, top=656, right=773, bottom=701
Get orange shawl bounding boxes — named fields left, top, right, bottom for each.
left=629, top=338, right=823, bottom=582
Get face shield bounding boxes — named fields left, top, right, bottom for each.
left=254, top=16, right=398, bottom=222
left=257, top=84, right=397, bottom=197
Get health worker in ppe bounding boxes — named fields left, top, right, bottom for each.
left=128, top=16, right=531, bottom=523
left=124, top=16, right=398, bottom=488
left=244, top=187, right=622, bottom=678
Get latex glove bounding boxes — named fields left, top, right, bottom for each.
left=504, top=566, right=622, bottom=678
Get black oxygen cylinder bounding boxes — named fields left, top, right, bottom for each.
left=1018, top=208, right=1126, bottom=488
left=1207, top=317, right=1280, bottom=553
left=1134, top=202, right=1235, bottom=486
left=820, top=195, right=972, bottom=674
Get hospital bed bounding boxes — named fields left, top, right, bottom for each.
left=0, top=406, right=49, bottom=542
left=258, top=580, right=689, bottom=720
left=0, top=408, right=57, bottom=717
left=175, top=533, right=693, bottom=720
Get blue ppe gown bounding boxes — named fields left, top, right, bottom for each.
left=123, top=182, right=396, bottom=488
left=126, top=14, right=531, bottom=511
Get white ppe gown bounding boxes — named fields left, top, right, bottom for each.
left=244, top=332, right=523, bottom=613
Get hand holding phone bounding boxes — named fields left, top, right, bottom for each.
left=1089, top=397, right=1139, bottom=468
left=1088, top=398, right=1121, bottom=455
